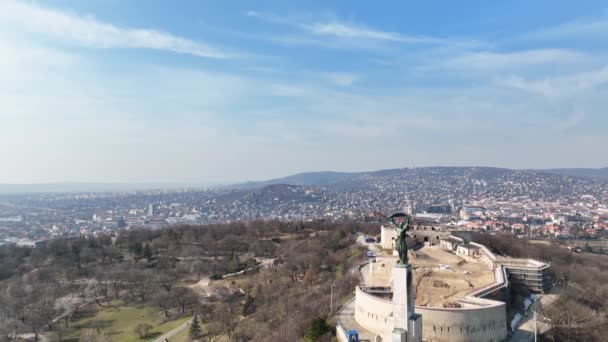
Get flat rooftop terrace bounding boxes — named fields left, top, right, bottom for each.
left=362, top=246, right=495, bottom=308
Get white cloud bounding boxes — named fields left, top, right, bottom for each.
left=439, top=49, right=583, bottom=72
left=498, top=65, right=608, bottom=98
left=527, top=17, right=608, bottom=40
left=246, top=10, right=479, bottom=49
left=305, top=22, right=442, bottom=44
left=2, top=6, right=608, bottom=181
left=245, top=10, right=291, bottom=26
left=323, top=72, right=358, bottom=86
left=0, top=0, right=231, bottom=58
left=0, top=35, right=75, bottom=70
left=499, top=76, right=557, bottom=98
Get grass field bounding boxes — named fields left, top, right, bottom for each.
left=169, top=327, right=189, bottom=342
left=170, top=324, right=228, bottom=342
left=47, top=301, right=190, bottom=342
left=335, top=264, right=343, bottom=279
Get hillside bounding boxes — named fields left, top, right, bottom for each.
left=255, top=167, right=607, bottom=198
left=258, top=167, right=608, bottom=187
left=216, top=167, right=608, bottom=219
left=541, top=167, right=608, bottom=181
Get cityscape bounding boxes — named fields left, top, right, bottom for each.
left=2, top=0, right=608, bottom=341
left=2, top=167, right=607, bottom=247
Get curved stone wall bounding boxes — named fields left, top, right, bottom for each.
left=354, top=287, right=508, bottom=342
left=416, top=300, right=507, bottom=342
left=354, top=287, right=393, bottom=336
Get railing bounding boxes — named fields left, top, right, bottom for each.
left=336, top=323, right=349, bottom=342
left=468, top=265, right=509, bottom=299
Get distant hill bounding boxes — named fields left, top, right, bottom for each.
left=252, top=167, right=608, bottom=188
left=251, top=167, right=516, bottom=189
left=3, top=166, right=607, bottom=195
left=257, top=171, right=358, bottom=186
left=540, top=168, right=608, bottom=181
left=230, top=166, right=608, bottom=212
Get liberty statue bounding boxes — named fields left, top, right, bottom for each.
left=387, top=213, right=412, bottom=265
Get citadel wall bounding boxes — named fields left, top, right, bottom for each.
left=355, top=287, right=393, bottom=335
left=416, top=302, right=508, bottom=342
left=355, top=286, right=508, bottom=342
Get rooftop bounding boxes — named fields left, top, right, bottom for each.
left=361, top=246, right=495, bottom=308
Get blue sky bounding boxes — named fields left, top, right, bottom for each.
left=1, top=0, right=607, bottom=183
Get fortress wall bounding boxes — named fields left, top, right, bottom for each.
left=355, top=286, right=508, bottom=342
left=410, top=230, right=449, bottom=245
left=354, top=287, right=394, bottom=336
left=336, top=323, right=349, bottom=342
left=380, top=225, right=397, bottom=249
left=416, top=302, right=508, bottom=342
left=381, top=225, right=449, bottom=249
left=470, top=241, right=497, bottom=270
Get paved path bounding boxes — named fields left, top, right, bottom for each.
left=336, top=298, right=377, bottom=342
left=189, top=277, right=214, bottom=297
left=153, top=317, right=193, bottom=342
left=509, top=293, right=559, bottom=341
left=16, top=333, right=49, bottom=342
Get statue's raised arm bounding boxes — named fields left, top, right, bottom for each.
left=387, top=212, right=412, bottom=265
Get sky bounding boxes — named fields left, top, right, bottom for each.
left=1, top=0, right=607, bottom=184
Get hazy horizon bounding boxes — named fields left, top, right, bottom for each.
left=2, top=0, right=608, bottom=183
left=0, top=165, right=607, bottom=188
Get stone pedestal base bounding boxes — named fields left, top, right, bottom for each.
left=391, top=314, right=422, bottom=342
left=408, top=314, right=422, bottom=341
left=392, top=328, right=407, bottom=342
left=390, top=264, right=422, bottom=342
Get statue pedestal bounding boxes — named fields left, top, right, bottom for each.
left=391, top=264, right=422, bottom=342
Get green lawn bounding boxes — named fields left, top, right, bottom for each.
left=170, top=324, right=228, bottom=342
left=335, top=264, right=343, bottom=279
left=47, top=301, right=190, bottom=342
left=169, top=327, right=189, bottom=342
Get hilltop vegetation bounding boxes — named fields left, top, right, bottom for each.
left=474, top=233, right=608, bottom=342
left=0, top=220, right=373, bottom=341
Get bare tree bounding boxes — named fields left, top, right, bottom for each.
left=174, top=287, right=198, bottom=314
left=154, top=291, right=176, bottom=318
left=191, top=260, right=207, bottom=280
left=214, top=304, right=239, bottom=339
left=0, top=318, right=22, bottom=341
left=156, top=272, right=178, bottom=292
left=133, top=323, right=153, bottom=339
left=126, top=270, right=153, bottom=303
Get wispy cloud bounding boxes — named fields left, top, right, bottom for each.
left=438, top=49, right=584, bottom=72
left=0, top=0, right=232, bottom=59
left=526, top=17, right=608, bottom=40
left=304, top=22, right=443, bottom=44
left=246, top=10, right=292, bottom=26
left=498, top=65, right=608, bottom=98
left=322, top=72, right=358, bottom=86
left=246, top=10, right=477, bottom=49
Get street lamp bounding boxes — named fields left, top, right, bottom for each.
left=330, top=282, right=335, bottom=314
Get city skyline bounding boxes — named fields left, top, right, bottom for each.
left=2, top=0, right=608, bottom=183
